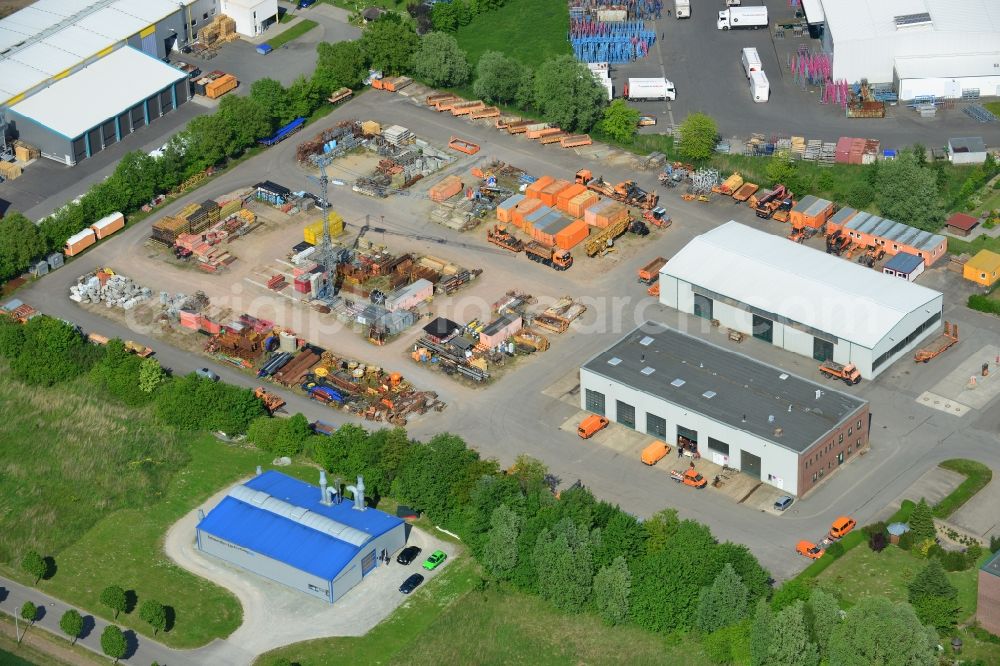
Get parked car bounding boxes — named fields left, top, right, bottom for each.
left=298, top=0, right=317, bottom=7
left=399, top=573, right=424, bottom=594
left=829, top=516, right=857, bottom=539
left=422, top=550, right=447, bottom=571
left=774, top=495, right=793, bottom=512
left=796, top=541, right=824, bottom=559
left=396, top=545, right=422, bottom=565
left=577, top=414, right=609, bottom=439
left=196, top=368, right=220, bottom=382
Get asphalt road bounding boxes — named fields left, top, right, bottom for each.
left=15, top=89, right=1000, bottom=584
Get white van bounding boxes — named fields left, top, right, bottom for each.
left=741, top=47, right=761, bottom=78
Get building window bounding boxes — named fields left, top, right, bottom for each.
left=828, top=461, right=832, bottom=469
left=708, top=437, right=730, bottom=456
left=585, top=389, right=605, bottom=416
left=646, top=413, right=666, bottom=438
left=616, top=401, right=636, bottom=429
left=838, top=433, right=844, bottom=444
left=857, top=419, right=862, bottom=429
left=203, top=11, right=209, bottom=19
left=872, top=311, right=941, bottom=370
left=856, top=438, right=861, bottom=448
left=848, top=446, right=852, bottom=455
left=819, top=469, right=824, bottom=478
left=812, top=473, right=817, bottom=482
left=848, top=427, right=853, bottom=436
left=191, top=20, right=196, bottom=27
left=837, top=452, right=844, bottom=465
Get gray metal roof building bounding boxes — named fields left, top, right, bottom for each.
left=580, top=322, right=871, bottom=496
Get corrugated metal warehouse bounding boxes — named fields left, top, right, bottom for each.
left=0, top=0, right=276, bottom=165
left=197, top=470, right=407, bottom=603
left=658, top=222, right=944, bottom=380
left=580, top=323, right=871, bottom=497
left=805, top=0, right=1000, bottom=100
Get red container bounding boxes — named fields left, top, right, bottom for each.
left=293, top=277, right=311, bottom=293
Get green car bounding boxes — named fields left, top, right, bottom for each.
left=422, top=550, right=447, bottom=570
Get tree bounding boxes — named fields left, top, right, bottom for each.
left=749, top=598, right=772, bottom=666
left=643, top=507, right=679, bottom=553
left=677, top=112, right=718, bottom=161
left=0, top=212, right=47, bottom=282
left=20, top=601, right=37, bottom=623
left=100, top=585, right=127, bottom=619
left=286, top=76, right=322, bottom=123
left=410, top=32, right=470, bottom=87
left=912, top=143, right=927, bottom=166
left=314, top=40, right=368, bottom=93
left=768, top=601, right=819, bottom=666
left=715, top=541, right=771, bottom=602
left=771, top=578, right=813, bottom=611
left=360, top=14, right=420, bottom=75
left=592, top=555, right=631, bottom=625
left=249, top=78, right=289, bottom=127
left=59, top=609, right=84, bottom=644
left=845, top=180, right=875, bottom=209
left=533, top=518, right=594, bottom=612
left=139, top=599, right=167, bottom=635
left=908, top=558, right=959, bottom=633
left=696, top=563, right=749, bottom=633
left=909, top=498, right=936, bottom=543
left=473, top=51, right=523, bottom=104
left=828, top=596, right=936, bottom=666
left=875, top=153, right=944, bottom=231
left=482, top=504, right=521, bottom=578
left=216, top=94, right=273, bottom=153
left=592, top=509, right=646, bottom=568
left=597, top=100, right=640, bottom=144
left=431, top=1, right=459, bottom=31
left=21, top=550, right=47, bottom=584
left=101, top=625, right=127, bottom=664
left=805, top=588, right=840, bottom=660
left=10, top=316, right=97, bottom=387
left=138, top=357, right=167, bottom=394
left=533, top=55, right=607, bottom=132
left=766, top=155, right=797, bottom=188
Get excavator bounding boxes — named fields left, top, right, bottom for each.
left=576, top=169, right=658, bottom=210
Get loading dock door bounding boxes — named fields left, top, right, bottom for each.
left=101, top=120, right=116, bottom=147
left=141, top=32, right=157, bottom=57
left=87, top=128, right=102, bottom=155
left=130, top=104, right=145, bottom=130
left=585, top=389, right=605, bottom=416
left=677, top=425, right=698, bottom=450
left=693, top=294, right=713, bottom=320
left=813, top=337, right=833, bottom=362
left=752, top=314, right=773, bottom=343
left=160, top=89, right=173, bottom=113
left=146, top=94, right=160, bottom=120
left=741, top=450, right=761, bottom=479
left=71, top=137, right=87, bottom=164
left=616, top=401, right=635, bottom=429
left=361, top=550, right=377, bottom=576
left=117, top=112, right=131, bottom=136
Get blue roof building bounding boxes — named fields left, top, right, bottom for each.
left=882, top=251, right=925, bottom=282
left=197, top=470, right=406, bottom=603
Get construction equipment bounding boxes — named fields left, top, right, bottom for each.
left=647, top=280, right=660, bottom=297
left=124, top=340, right=154, bottom=358
left=580, top=172, right=658, bottom=210
left=448, top=136, right=480, bottom=155
left=254, top=386, right=286, bottom=414
left=638, top=257, right=667, bottom=284
left=857, top=246, right=886, bottom=267
left=819, top=361, right=861, bottom=385
left=525, top=241, right=573, bottom=270
left=670, top=468, right=707, bottom=488
left=771, top=199, right=794, bottom=223
left=486, top=225, right=524, bottom=253
left=585, top=214, right=631, bottom=257
left=753, top=185, right=788, bottom=218
left=711, top=172, right=743, bottom=195
left=732, top=182, right=759, bottom=202
left=513, top=327, right=550, bottom=352
left=575, top=169, right=593, bottom=184
left=825, top=231, right=851, bottom=255
left=643, top=207, right=672, bottom=227
left=328, top=87, right=353, bottom=105
left=914, top=322, right=959, bottom=363
left=787, top=228, right=806, bottom=243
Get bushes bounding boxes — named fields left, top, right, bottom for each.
left=967, top=294, right=1000, bottom=315
left=154, top=374, right=265, bottom=434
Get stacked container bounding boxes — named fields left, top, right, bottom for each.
left=538, top=180, right=572, bottom=207
left=584, top=199, right=628, bottom=228
left=525, top=175, right=555, bottom=199
left=512, top=199, right=544, bottom=229
left=566, top=191, right=599, bottom=218
left=430, top=175, right=463, bottom=202
left=496, top=194, right=525, bottom=224
left=555, top=184, right=587, bottom=212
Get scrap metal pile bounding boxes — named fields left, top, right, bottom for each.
left=69, top=270, right=152, bottom=310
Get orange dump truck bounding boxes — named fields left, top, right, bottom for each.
left=638, top=257, right=667, bottom=284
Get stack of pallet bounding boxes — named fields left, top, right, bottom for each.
left=430, top=175, right=463, bottom=202
left=790, top=136, right=806, bottom=158
left=198, top=14, right=237, bottom=46
left=0, top=162, right=22, bottom=180
left=152, top=216, right=190, bottom=245
left=13, top=141, right=39, bottom=162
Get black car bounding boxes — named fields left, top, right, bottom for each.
left=399, top=573, right=424, bottom=594
left=396, top=545, right=422, bottom=565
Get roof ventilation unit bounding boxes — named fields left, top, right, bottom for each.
left=894, top=12, right=932, bottom=29
left=639, top=336, right=654, bottom=346
left=608, top=357, right=622, bottom=366
left=671, top=378, right=685, bottom=387
left=641, top=367, right=656, bottom=375
left=702, top=390, right=716, bottom=399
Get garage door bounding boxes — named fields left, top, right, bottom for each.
left=72, top=137, right=87, bottom=163
left=646, top=413, right=666, bottom=438
left=160, top=89, right=173, bottom=113
left=101, top=120, right=116, bottom=147
left=693, top=293, right=713, bottom=320
left=741, top=450, right=761, bottom=479
left=87, top=128, right=102, bottom=155
left=117, top=112, right=131, bottom=137
left=146, top=94, right=160, bottom=120
left=361, top=549, right=377, bottom=576
left=174, top=80, right=189, bottom=106
left=130, top=104, right=145, bottom=130
left=752, top=314, right=773, bottom=343
left=616, top=400, right=635, bottom=429
left=585, top=389, right=605, bottom=416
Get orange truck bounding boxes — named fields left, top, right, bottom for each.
left=670, top=468, right=707, bottom=488
left=638, top=257, right=667, bottom=284
left=641, top=440, right=671, bottom=465
left=819, top=361, right=861, bottom=385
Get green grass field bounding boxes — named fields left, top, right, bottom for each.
left=455, top=0, right=571, bottom=67
left=267, top=19, right=319, bottom=49
left=0, top=370, right=319, bottom=648
left=933, top=459, right=993, bottom=519
left=258, top=558, right=712, bottom=666
left=985, top=101, right=1000, bottom=118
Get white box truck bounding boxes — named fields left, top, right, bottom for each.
left=750, top=70, right=769, bottom=102
left=726, top=0, right=741, bottom=5
left=717, top=6, right=768, bottom=30
left=741, top=48, right=761, bottom=78
left=674, top=0, right=690, bottom=18
left=598, top=77, right=613, bottom=101
left=624, top=78, right=676, bottom=101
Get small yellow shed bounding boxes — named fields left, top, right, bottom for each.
left=964, top=249, right=1000, bottom=287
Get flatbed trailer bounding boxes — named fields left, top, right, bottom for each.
left=915, top=322, right=958, bottom=362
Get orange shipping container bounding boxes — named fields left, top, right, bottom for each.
left=567, top=191, right=599, bottom=218
left=525, top=175, right=555, bottom=200
left=205, top=74, right=237, bottom=99
left=511, top=198, right=543, bottom=229
left=584, top=199, right=628, bottom=228
left=555, top=183, right=587, bottom=212
left=430, top=175, right=463, bottom=202
left=496, top=194, right=524, bottom=224
left=538, top=179, right=571, bottom=207
left=91, top=211, right=125, bottom=239
left=64, top=228, right=96, bottom=256
left=555, top=219, right=589, bottom=250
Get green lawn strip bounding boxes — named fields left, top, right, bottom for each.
left=256, top=556, right=480, bottom=665
left=933, top=459, right=993, bottom=519
left=0, top=614, right=101, bottom=666
left=266, top=19, right=319, bottom=49
left=455, top=0, right=571, bottom=67
left=985, top=101, right=1000, bottom=118
left=948, top=234, right=1000, bottom=256
left=29, top=439, right=318, bottom=649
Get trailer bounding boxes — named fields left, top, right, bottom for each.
left=561, top=134, right=592, bottom=148
left=914, top=322, right=959, bottom=363
left=448, top=136, right=480, bottom=155
left=328, top=87, right=353, bottom=105
left=674, top=0, right=690, bottom=18
left=750, top=71, right=769, bottom=102
left=732, top=182, right=759, bottom=202
left=624, top=78, right=677, bottom=101
left=259, top=117, right=306, bottom=146
left=741, top=47, right=761, bottom=78
left=717, top=6, right=768, bottom=30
